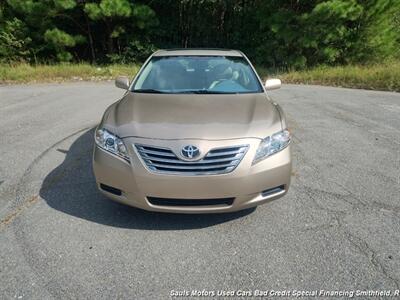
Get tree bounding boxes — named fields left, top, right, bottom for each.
left=44, top=28, right=85, bottom=62
left=301, top=0, right=364, bottom=65
left=5, top=0, right=85, bottom=62
left=0, top=0, right=398, bottom=66
left=353, top=0, right=400, bottom=62
left=84, top=0, right=158, bottom=61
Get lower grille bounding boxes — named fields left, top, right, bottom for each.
left=135, top=144, right=249, bottom=175
left=147, top=197, right=234, bottom=207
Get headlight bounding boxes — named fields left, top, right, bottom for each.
left=253, top=129, right=290, bottom=164
left=95, top=128, right=130, bottom=162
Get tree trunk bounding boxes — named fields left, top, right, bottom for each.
left=85, top=15, right=96, bottom=63
left=105, top=21, right=114, bottom=54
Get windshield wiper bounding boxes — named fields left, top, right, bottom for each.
left=132, top=89, right=165, bottom=94
left=133, top=89, right=237, bottom=94
left=176, top=90, right=236, bottom=94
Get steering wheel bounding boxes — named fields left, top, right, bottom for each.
left=209, top=79, right=229, bottom=90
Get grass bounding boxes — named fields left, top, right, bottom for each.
left=267, top=61, right=400, bottom=92
left=0, top=63, right=140, bottom=84
left=1, top=61, right=399, bottom=92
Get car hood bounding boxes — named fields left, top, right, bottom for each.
left=103, top=92, right=282, bottom=140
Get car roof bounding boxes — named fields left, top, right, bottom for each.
left=153, top=48, right=243, bottom=57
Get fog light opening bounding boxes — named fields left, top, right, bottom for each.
left=261, top=185, right=285, bottom=197
left=100, top=183, right=122, bottom=196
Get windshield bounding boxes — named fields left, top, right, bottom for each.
left=132, top=56, right=263, bottom=94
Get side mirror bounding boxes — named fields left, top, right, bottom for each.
left=265, top=79, right=281, bottom=91
left=115, top=76, right=130, bottom=90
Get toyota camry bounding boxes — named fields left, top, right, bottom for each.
left=93, top=49, right=291, bottom=213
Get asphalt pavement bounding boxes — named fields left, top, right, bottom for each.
left=0, top=82, right=399, bottom=299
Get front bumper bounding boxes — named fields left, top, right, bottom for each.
left=93, top=137, right=291, bottom=213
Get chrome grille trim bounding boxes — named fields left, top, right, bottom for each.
left=206, top=149, right=246, bottom=157
left=137, top=148, right=176, bottom=157
left=135, top=144, right=249, bottom=175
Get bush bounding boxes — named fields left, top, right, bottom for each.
left=0, top=18, right=32, bottom=63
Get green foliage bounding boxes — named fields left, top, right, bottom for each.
left=0, top=0, right=398, bottom=66
left=44, top=28, right=77, bottom=47
left=44, top=28, right=85, bottom=61
left=85, top=0, right=132, bottom=20
left=255, top=0, right=367, bottom=67
left=84, top=3, right=102, bottom=20
left=353, top=0, right=400, bottom=62
left=5, top=0, right=80, bottom=62
left=107, top=40, right=157, bottom=63
left=302, top=0, right=364, bottom=64
left=84, top=0, right=157, bottom=58
left=0, top=18, right=32, bottom=63
left=54, top=0, right=76, bottom=10
left=132, top=4, right=158, bottom=29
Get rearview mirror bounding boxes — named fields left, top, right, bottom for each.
left=265, top=79, right=281, bottom=91
left=115, top=76, right=130, bottom=90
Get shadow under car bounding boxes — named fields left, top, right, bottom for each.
left=39, top=128, right=255, bottom=230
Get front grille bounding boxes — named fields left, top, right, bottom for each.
left=147, top=197, right=234, bottom=207
left=135, top=144, right=249, bottom=175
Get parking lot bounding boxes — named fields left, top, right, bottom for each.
left=0, top=82, right=399, bottom=299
